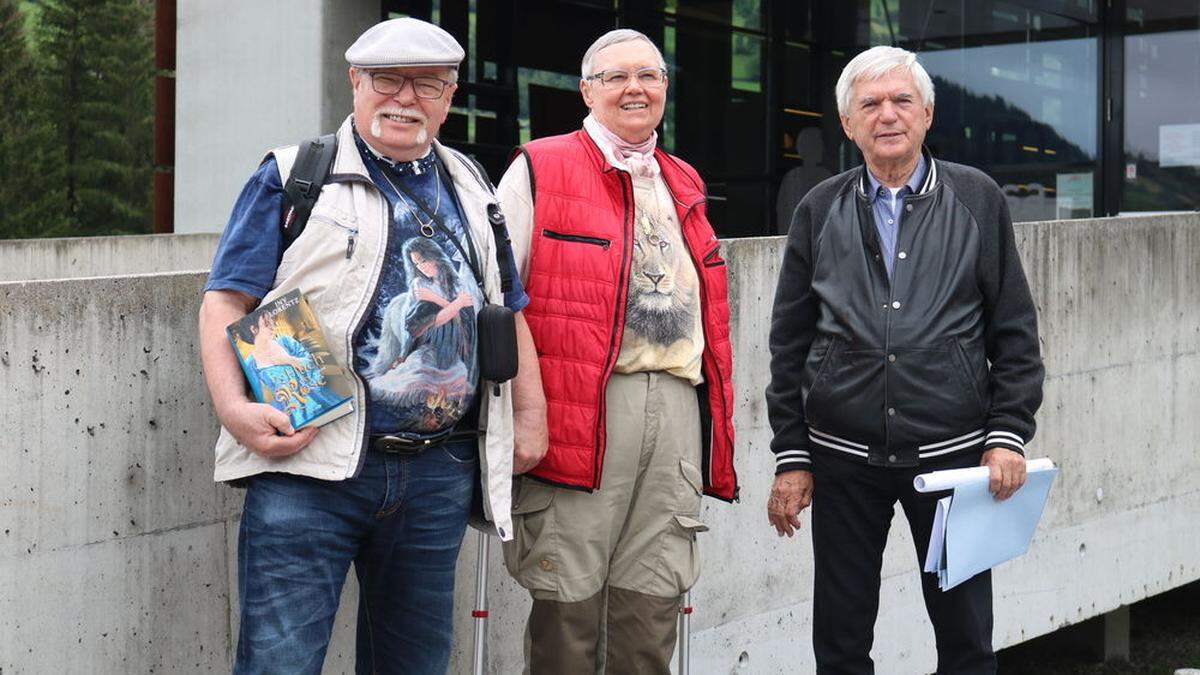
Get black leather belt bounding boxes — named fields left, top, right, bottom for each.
left=370, top=429, right=481, bottom=454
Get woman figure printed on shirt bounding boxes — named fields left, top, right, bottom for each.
left=367, top=236, right=479, bottom=430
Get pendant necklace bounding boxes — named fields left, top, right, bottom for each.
left=381, top=165, right=441, bottom=238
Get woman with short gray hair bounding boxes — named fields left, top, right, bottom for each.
left=497, top=28, right=738, bottom=673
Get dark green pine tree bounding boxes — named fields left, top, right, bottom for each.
left=34, top=0, right=155, bottom=237
left=0, top=0, right=64, bottom=239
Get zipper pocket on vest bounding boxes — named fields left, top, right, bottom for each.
left=543, top=229, right=611, bottom=249
left=308, top=215, right=359, bottom=260
left=702, top=243, right=726, bottom=268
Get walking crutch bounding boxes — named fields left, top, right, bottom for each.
left=677, top=590, right=693, bottom=675
left=471, top=530, right=491, bottom=675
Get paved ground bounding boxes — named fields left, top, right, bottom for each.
left=997, top=580, right=1200, bottom=674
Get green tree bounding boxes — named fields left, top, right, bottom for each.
left=0, top=0, right=61, bottom=239
left=32, top=0, right=155, bottom=237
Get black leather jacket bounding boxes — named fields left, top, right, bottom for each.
left=766, top=151, right=1044, bottom=472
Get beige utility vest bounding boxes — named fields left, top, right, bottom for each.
left=212, top=115, right=517, bottom=541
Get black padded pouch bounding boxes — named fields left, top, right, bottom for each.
left=477, top=303, right=518, bottom=383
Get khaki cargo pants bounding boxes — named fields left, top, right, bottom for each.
left=503, top=371, right=707, bottom=674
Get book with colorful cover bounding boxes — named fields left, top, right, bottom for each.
left=227, top=290, right=354, bottom=429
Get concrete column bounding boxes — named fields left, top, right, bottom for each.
left=320, top=0, right=379, bottom=132
left=1100, top=605, right=1130, bottom=662
left=1070, top=605, right=1130, bottom=662
left=174, top=0, right=377, bottom=234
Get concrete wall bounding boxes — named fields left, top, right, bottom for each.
left=174, top=0, right=377, bottom=234
left=688, top=213, right=1200, bottom=673
left=1, top=214, right=1197, bottom=673
left=0, top=233, right=219, bottom=282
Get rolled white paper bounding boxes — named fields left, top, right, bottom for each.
left=913, top=457, right=1056, bottom=493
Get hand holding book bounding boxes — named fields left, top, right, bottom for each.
left=219, top=400, right=319, bottom=458
left=226, top=290, right=355, bottom=441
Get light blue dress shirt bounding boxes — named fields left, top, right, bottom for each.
left=866, top=153, right=927, bottom=280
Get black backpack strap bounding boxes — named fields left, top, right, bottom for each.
left=447, top=151, right=515, bottom=295
left=281, top=133, right=337, bottom=251
left=487, top=203, right=515, bottom=294
left=464, top=155, right=516, bottom=295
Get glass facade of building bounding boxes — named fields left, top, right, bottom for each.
left=382, top=0, right=1200, bottom=237
left=1122, top=1, right=1200, bottom=212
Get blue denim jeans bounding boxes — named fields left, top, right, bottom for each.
left=233, top=441, right=477, bottom=675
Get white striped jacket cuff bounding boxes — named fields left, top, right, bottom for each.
left=774, top=449, right=812, bottom=473
left=806, top=427, right=989, bottom=461
left=985, top=429, right=1026, bottom=454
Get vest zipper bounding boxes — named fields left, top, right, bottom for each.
left=347, top=195, right=391, bottom=476
left=542, top=229, right=611, bottom=249
left=307, top=214, right=359, bottom=260
left=592, top=174, right=635, bottom=490
left=680, top=200, right=738, bottom=501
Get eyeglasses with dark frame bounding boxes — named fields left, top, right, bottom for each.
left=365, top=71, right=455, bottom=100
left=585, top=67, right=668, bottom=90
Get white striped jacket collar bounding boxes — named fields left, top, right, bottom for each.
left=856, top=146, right=939, bottom=198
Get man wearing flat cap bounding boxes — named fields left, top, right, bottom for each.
left=198, top=17, right=547, bottom=673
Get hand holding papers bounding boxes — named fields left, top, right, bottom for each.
left=916, top=458, right=1058, bottom=591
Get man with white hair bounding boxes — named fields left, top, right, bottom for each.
left=198, top=17, right=546, bottom=673
left=496, top=28, right=737, bottom=673
left=765, top=46, right=1044, bottom=673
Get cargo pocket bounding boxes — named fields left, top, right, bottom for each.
left=657, top=460, right=706, bottom=595
left=663, top=514, right=708, bottom=595
left=501, top=480, right=558, bottom=593
left=677, top=458, right=704, bottom=515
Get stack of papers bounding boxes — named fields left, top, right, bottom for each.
left=916, top=458, right=1058, bottom=591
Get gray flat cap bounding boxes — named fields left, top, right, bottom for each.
left=345, top=17, right=464, bottom=69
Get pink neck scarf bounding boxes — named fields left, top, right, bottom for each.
left=584, top=115, right=660, bottom=178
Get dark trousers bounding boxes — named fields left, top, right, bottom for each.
left=811, top=449, right=996, bottom=675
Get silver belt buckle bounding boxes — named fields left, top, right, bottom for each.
left=373, top=435, right=429, bottom=454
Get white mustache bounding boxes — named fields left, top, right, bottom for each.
left=375, top=106, right=428, bottom=124
left=370, top=107, right=430, bottom=144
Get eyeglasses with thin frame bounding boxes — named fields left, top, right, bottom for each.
left=585, top=67, right=668, bottom=90
left=366, top=71, right=454, bottom=99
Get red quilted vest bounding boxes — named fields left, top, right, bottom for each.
left=516, top=130, right=738, bottom=501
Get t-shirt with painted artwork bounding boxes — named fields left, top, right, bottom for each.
left=354, top=137, right=526, bottom=436
left=494, top=124, right=705, bottom=384
left=613, top=172, right=705, bottom=384
left=204, top=133, right=528, bottom=438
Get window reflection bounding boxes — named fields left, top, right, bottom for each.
left=922, top=37, right=1098, bottom=221
left=661, top=15, right=768, bottom=235
left=907, top=1, right=1098, bottom=222
left=1123, top=3, right=1200, bottom=212
left=776, top=1, right=1100, bottom=228
left=380, top=0, right=1197, bottom=235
